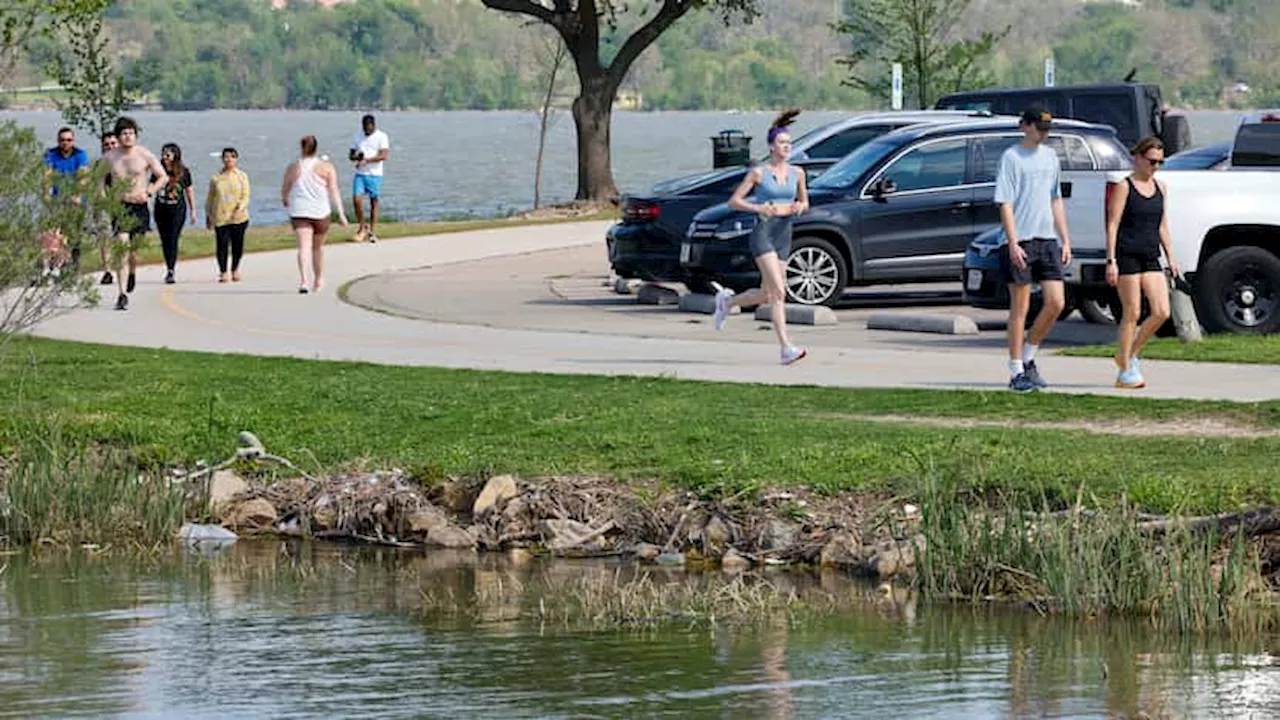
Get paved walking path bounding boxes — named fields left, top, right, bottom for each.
left=30, top=220, right=1280, bottom=402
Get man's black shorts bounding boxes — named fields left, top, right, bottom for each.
left=1118, top=253, right=1162, bottom=276
left=1001, top=237, right=1064, bottom=286
left=112, top=202, right=151, bottom=237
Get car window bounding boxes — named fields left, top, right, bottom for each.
left=804, top=125, right=898, bottom=160
left=969, top=135, right=1021, bottom=184
left=939, top=98, right=993, bottom=112
left=1070, top=93, right=1136, bottom=144
left=877, top=138, right=967, bottom=192
left=1086, top=135, right=1133, bottom=171
left=695, top=173, right=748, bottom=195
left=810, top=135, right=909, bottom=190
left=1043, top=135, right=1094, bottom=170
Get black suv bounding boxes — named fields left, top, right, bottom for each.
left=681, top=118, right=1130, bottom=306
left=936, top=82, right=1190, bottom=154
left=607, top=111, right=991, bottom=292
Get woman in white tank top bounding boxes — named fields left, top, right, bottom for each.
left=282, top=135, right=348, bottom=294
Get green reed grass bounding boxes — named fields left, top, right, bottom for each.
left=913, top=472, right=1272, bottom=633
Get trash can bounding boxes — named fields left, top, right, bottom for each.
left=711, top=129, right=752, bottom=168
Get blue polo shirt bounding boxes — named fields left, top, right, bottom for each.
left=44, top=146, right=90, bottom=197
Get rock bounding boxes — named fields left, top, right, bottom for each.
left=508, top=547, right=534, bottom=566
left=466, top=523, right=498, bottom=548
left=656, top=552, right=686, bottom=566
left=540, top=518, right=595, bottom=550
left=721, top=550, right=751, bottom=571
left=473, top=475, right=519, bottom=517
left=871, top=539, right=919, bottom=579
left=408, top=507, right=450, bottom=535
left=223, top=498, right=278, bottom=529
left=426, top=524, right=477, bottom=549
left=178, top=523, right=237, bottom=545
left=819, top=532, right=861, bottom=568
left=634, top=543, right=662, bottom=562
left=762, top=519, right=800, bottom=551
left=702, top=515, right=732, bottom=550
left=438, top=480, right=476, bottom=514
left=903, top=504, right=921, bottom=519
left=209, top=469, right=250, bottom=517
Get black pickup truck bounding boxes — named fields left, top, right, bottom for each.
left=936, top=83, right=1190, bottom=154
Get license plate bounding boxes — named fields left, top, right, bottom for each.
left=679, top=243, right=692, bottom=264
left=965, top=269, right=983, bottom=292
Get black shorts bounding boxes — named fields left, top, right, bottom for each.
left=1001, top=238, right=1064, bottom=286
left=113, top=202, right=151, bottom=237
left=1117, top=253, right=1162, bottom=276
left=748, top=216, right=793, bottom=259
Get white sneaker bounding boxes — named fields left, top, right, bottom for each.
left=780, top=345, right=808, bottom=365
left=712, top=282, right=735, bottom=331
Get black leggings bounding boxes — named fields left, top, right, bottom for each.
left=154, top=202, right=186, bottom=270
left=215, top=221, right=249, bottom=273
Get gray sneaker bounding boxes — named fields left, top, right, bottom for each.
left=1009, top=372, right=1037, bottom=393
left=1024, top=360, right=1049, bottom=389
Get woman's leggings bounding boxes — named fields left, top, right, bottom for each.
left=215, top=221, right=249, bottom=273
left=153, top=202, right=186, bottom=270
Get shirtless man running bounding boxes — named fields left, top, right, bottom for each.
left=104, top=117, right=166, bottom=310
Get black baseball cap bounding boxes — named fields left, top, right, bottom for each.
left=1020, top=107, right=1053, bottom=130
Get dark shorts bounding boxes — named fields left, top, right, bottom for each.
left=113, top=202, right=151, bottom=237
left=748, top=217, right=793, bottom=259
left=1001, top=237, right=1064, bottom=286
left=1117, top=253, right=1162, bottom=276
left=291, top=216, right=332, bottom=235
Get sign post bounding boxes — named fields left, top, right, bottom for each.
left=1044, top=57, right=1056, bottom=88
left=891, top=63, right=903, bottom=110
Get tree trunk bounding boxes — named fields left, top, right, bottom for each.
left=571, top=76, right=618, bottom=202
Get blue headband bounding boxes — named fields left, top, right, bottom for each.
left=768, top=126, right=790, bottom=144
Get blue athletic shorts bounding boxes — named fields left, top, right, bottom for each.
left=353, top=174, right=383, bottom=199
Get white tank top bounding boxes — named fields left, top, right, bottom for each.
left=288, top=157, right=330, bottom=219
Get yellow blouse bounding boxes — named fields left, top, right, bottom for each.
left=206, top=169, right=251, bottom=227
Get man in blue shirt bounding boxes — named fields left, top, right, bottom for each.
left=995, top=108, right=1074, bottom=393
left=43, top=126, right=90, bottom=199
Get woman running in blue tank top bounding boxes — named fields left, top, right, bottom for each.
left=712, top=109, right=810, bottom=366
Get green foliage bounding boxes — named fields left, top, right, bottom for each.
left=835, top=0, right=1007, bottom=109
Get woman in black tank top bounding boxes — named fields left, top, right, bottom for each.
left=1104, top=137, right=1181, bottom=389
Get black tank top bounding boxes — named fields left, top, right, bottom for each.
left=1117, top=177, right=1164, bottom=257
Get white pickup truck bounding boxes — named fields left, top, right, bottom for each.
left=1076, top=112, right=1280, bottom=334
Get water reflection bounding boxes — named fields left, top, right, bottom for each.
left=0, top=541, right=1276, bottom=718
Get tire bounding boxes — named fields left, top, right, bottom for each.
left=1078, top=294, right=1116, bottom=324
left=1105, top=287, right=1177, bottom=337
left=684, top=277, right=718, bottom=296
left=1161, top=114, right=1192, bottom=156
left=785, top=237, right=848, bottom=307
left=1195, top=246, right=1280, bottom=334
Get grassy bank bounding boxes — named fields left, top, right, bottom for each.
left=1060, top=334, right=1280, bottom=365
left=3, top=337, right=1279, bottom=518
left=83, top=209, right=615, bottom=271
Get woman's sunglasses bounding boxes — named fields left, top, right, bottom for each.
left=1142, top=155, right=1164, bottom=166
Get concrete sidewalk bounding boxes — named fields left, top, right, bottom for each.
left=30, top=220, right=1280, bottom=402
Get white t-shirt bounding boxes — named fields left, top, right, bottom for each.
left=351, top=129, right=390, bottom=176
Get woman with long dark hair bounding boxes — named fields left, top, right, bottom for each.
left=711, top=108, right=810, bottom=365
left=206, top=147, right=251, bottom=282
left=152, top=142, right=196, bottom=283
left=1105, top=136, right=1178, bottom=389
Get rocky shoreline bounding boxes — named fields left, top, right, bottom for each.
left=208, top=469, right=922, bottom=582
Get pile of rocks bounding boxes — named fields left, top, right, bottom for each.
left=208, top=470, right=925, bottom=581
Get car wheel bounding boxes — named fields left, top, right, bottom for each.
left=1078, top=295, right=1116, bottom=324
left=785, top=237, right=847, bottom=307
left=684, top=277, right=718, bottom=296
left=1196, top=246, right=1280, bottom=334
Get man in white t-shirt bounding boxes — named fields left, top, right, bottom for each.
left=349, top=113, right=390, bottom=242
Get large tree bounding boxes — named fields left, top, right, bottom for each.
left=480, top=1, right=760, bottom=201
left=835, top=0, right=1006, bottom=110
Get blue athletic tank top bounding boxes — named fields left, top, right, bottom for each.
left=753, top=164, right=798, bottom=205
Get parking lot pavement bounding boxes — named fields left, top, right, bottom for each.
left=343, top=242, right=1121, bottom=354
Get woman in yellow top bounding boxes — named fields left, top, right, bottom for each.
left=205, top=147, right=251, bottom=282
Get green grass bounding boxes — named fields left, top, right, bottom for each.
left=84, top=210, right=616, bottom=270
left=4, top=338, right=1280, bottom=516
left=1060, top=334, right=1280, bottom=365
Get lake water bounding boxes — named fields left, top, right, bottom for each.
left=0, top=109, right=1247, bottom=227
left=1, top=541, right=1276, bottom=718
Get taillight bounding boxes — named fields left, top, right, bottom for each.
left=623, top=201, right=661, bottom=222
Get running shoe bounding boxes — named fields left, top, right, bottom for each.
left=1115, top=367, right=1146, bottom=389
left=101, top=271, right=114, bottom=285
left=712, top=283, right=735, bottom=331
left=353, top=226, right=367, bottom=243
left=114, top=294, right=128, bottom=311
left=298, top=286, right=309, bottom=295
left=780, top=345, right=808, bottom=366
left=126, top=272, right=136, bottom=293
left=164, top=269, right=175, bottom=284
left=367, top=232, right=378, bottom=244
left=1023, top=360, right=1049, bottom=389
left=1009, top=373, right=1037, bottom=393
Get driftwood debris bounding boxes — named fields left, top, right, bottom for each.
left=1139, top=505, right=1280, bottom=538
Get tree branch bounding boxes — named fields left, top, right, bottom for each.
left=479, top=0, right=556, bottom=24
left=605, top=0, right=692, bottom=88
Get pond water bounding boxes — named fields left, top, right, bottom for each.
left=0, top=541, right=1276, bottom=718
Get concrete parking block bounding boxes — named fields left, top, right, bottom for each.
left=613, top=277, right=642, bottom=295
left=752, top=304, right=838, bottom=326
left=678, top=293, right=740, bottom=315
left=636, top=283, right=685, bottom=306
left=867, top=313, right=980, bottom=335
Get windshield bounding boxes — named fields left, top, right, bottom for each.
left=652, top=169, right=735, bottom=195
left=809, top=135, right=909, bottom=190
left=1163, top=143, right=1231, bottom=170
